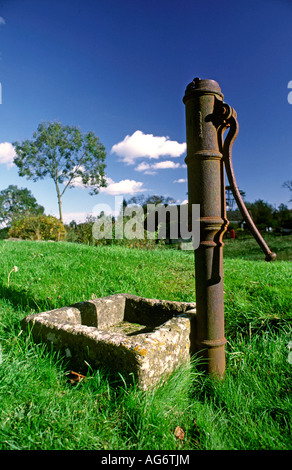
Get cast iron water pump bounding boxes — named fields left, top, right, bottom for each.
left=183, top=78, right=276, bottom=377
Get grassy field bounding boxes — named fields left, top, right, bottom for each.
left=0, top=235, right=291, bottom=450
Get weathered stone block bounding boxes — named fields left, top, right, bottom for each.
left=21, top=294, right=196, bottom=389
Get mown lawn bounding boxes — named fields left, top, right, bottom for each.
left=0, top=237, right=291, bottom=450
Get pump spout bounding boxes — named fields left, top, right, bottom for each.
left=218, top=103, right=276, bottom=262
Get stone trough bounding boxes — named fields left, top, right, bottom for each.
left=21, top=293, right=196, bottom=389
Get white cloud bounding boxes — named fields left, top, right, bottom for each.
left=174, top=178, right=187, bottom=183
left=0, top=142, right=16, bottom=168
left=0, top=17, right=5, bottom=26
left=152, top=161, right=180, bottom=170
left=134, top=162, right=156, bottom=175
left=99, top=177, right=145, bottom=195
left=135, top=160, right=181, bottom=174
left=135, top=162, right=151, bottom=172
left=63, top=170, right=145, bottom=196
left=111, top=130, right=186, bottom=164
left=65, top=172, right=145, bottom=196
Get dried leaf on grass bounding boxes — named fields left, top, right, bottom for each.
left=174, top=426, right=185, bottom=440
left=67, top=371, right=86, bottom=385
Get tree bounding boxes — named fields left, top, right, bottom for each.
left=125, top=194, right=181, bottom=242
left=126, top=194, right=176, bottom=209
left=0, top=185, right=44, bottom=226
left=245, top=199, right=275, bottom=228
left=283, top=180, right=292, bottom=202
left=274, top=204, right=292, bottom=229
left=13, top=121, right=107, bottom=222
left=225, top=185, right=246, bottom=210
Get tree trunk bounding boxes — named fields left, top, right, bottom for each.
left=55, top=182, right=63, bottom=223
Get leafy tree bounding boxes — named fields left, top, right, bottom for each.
left=0, top=185, right=44, bottom=226
left=125, top=194, right=179, bottom=242
left=125, top=194, right=175, bottom=209
left=283, top=180, right=292, bottom=202
left=274, top=204, right=292, bottom=229
left=13, top=121, right=107, bottom=222
left=245, top=199, right=275, bottom=228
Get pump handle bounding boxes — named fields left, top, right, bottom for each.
left=217, top=103, right=276, bottom=262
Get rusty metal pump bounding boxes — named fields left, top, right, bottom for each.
left=183, top=78, right=276, bottom=377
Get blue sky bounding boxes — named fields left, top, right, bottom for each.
left=0, top=0, right=292, bottom=224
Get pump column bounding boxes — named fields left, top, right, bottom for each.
left=183, top=78, right=228, bottom=377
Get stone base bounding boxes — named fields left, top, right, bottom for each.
left=21, top=293, right=196, bottom=389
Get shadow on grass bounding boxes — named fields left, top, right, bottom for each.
left=0, top=284, right=59, bottom=335
left=0, top=281, right=66, bottom=313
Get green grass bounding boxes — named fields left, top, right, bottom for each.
left=223, top=232, right=292, bottom=261
left=0, top=237, right=291, bottom=450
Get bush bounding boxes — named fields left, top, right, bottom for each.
left=64, top=221, right=94, bottom=244
left=9, top=215, right=66, bottom=241
left=0, top=227, right=9, bottom=239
